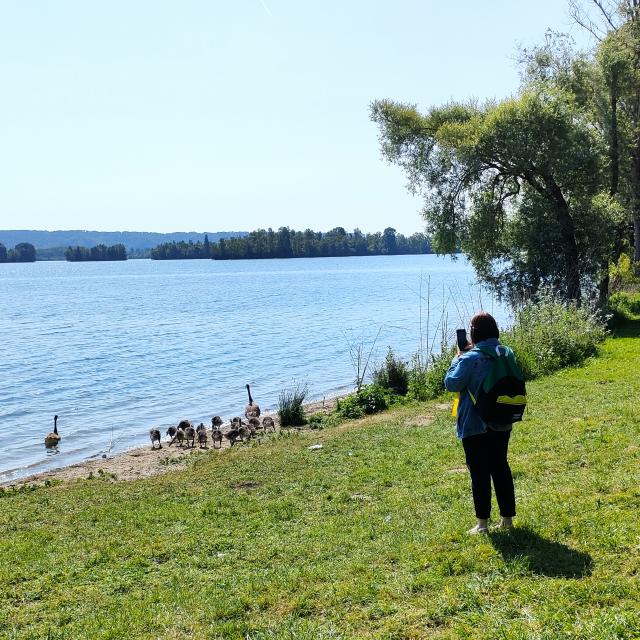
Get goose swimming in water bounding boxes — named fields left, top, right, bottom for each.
left=44, top=415, right=61, bottom=447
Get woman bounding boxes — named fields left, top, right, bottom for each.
left=444, top=311, right=516, bottom=534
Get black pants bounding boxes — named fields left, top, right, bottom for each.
left=462, top=429, right=515, bottom=520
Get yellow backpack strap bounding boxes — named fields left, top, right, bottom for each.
left=452, top=392, right=460, bottom=417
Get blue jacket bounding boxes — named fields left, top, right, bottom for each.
left=444, top=338, right=512, bottom=439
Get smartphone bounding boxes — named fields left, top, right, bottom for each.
left=456, top=328, right=470, bottom=352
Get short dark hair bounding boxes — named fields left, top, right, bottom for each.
left=470, top=311, right=499, bottom=343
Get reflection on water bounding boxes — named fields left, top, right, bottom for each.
left=0, top=255, right=507, bottom=481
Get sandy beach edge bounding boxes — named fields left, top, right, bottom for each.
left=1, top=395, right=345, bottom=489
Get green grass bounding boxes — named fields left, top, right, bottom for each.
left=2, top=326, right=640, bottom=639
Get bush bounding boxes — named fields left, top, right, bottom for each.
left=278, top=383, right=308, bottom=427
left=407, top=349, right=455, bottom=402
left=609, top=253, right=640, bottom=293
left=503, top=296, right=607, bottom=380
left=335, top=396, right=364, bottom=419
left=607, top=291, right=640, bottom=321
left=372, top=348, right=409, bottom=395
left=336, top=384, right=389, bottom=419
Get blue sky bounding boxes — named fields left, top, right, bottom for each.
left=0, top=1, right=594, bottom=234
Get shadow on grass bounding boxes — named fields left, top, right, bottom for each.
left=612, top=317, right=640, bottom=338
left=489, top=526, right=593, bottom=578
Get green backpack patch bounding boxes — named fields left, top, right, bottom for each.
left=469, top=345, right=527, bottom=425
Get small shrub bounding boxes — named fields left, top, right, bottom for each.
left=336, top=384, right=389, bottom=419
left=278, top=383, right=308, bottom=427
left=336, top=396, right=364, bottom=419
left=503, top=296, right=607, bottom=380
left=357, top=384, right=389, bottom=414
left=407, top=348, right=455, bottom=402
left=372, top=348, right=409, bottom=395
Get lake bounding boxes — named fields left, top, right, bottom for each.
left=0, top=254, right=508, bottom=482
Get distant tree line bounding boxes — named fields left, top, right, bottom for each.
left=0, top=242, right=36, bottom=263
left=65, top=244, right=127, bottom=262
left=150, top=228, right=432, bottom=260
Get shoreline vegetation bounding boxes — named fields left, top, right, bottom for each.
left=0, top=241, right=36, bottom=263
left=150, top=227, right=432, bottom=260
left=64, top=243, right=127, bottom=262
left=0, top=228, right=435, bottom=262
left=1, top=295, right=639, bottom=637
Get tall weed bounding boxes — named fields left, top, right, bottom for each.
left=278, top=384, right=308, bottom=427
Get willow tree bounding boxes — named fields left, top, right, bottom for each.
left=371, top=89, right=623, bottom=303
left=570, top=1, right=640, bottom=263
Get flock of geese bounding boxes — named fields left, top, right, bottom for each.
left=43, top=385, right=276, bottom=451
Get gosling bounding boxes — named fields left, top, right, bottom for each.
left=173, top=426, right=185, bottom=447
left=185, top=424, right=196, bottom=448
left=224, top=425, right=240, bottom=446
left=149, top=428, right=162, bottom=450
left=211, top=425, right=223, bottom=449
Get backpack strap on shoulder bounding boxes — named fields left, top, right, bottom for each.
left=473, top=344, right=511, bottom=359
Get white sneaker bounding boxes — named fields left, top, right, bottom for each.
left=492, top=517, right=513, bottom=530
left=467, top=523, right=489, bottom=535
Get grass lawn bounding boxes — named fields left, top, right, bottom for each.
left=1, top=325, right=640, bottom=639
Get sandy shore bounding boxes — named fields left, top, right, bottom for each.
left=2, top=396, right=341, bottom=489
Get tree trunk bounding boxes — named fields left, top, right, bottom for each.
left=598, top=269, right=610, bottom=308
left=610, top=81, right=620, bottom=197
left=632, top=132, right=640, bottom=265
left=544, top=178, right=582, bottom=303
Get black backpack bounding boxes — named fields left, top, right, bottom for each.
left=469, top=345, right=527, bottom=424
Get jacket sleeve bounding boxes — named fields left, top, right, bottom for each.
left=444, top=354, right=473, bottom=392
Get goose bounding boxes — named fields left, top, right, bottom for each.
left=262, top=416, right=275, bottom=432
left=185, top=424, right=197, bottom=448
left=197, top=428, right=207, bottom=448
left=245, top=384, right=261, bottom=419
left=211, top=416, right=223, bottom=428
left=196, top=422, right=206, bottom=433
left=211, top=425, right=223, bottom=449
left=149, top=428, right=162, bottom=449
left=166, top=425, right=177, bottom=440
left=44, top=415, right=61, bottom=447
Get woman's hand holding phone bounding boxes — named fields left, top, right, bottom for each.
left=456, top=328, right=470, bottom=354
